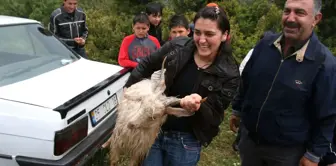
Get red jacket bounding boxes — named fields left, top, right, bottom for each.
left=118, top=34, right=160, bottom=68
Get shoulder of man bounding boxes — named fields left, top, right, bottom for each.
left=75, top=7, right=87, bottom=17
left=260, top=32, right=281, bottom=45
left=50, top=7, right=62, bottom=18
left=76, top=7, right=85, bottom=12
left=317, top=39, right=336, bottom=67
left=250, top=32, right=281, bottom=56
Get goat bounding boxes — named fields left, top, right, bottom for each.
left=103, top=57, right=203, bottom=166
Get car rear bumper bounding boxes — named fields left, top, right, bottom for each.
left=15, top=113, right=116, bottom=166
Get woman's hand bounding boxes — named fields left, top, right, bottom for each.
left=299, top=156, right=318, bottom=166
left=180, top=93, right=203, bottom=112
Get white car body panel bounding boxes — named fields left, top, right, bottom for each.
left=0, top=58, right=124, bottom=109
left=0, top=15, right=39, bottom=26
left=0, top=15, right=131, bottom=165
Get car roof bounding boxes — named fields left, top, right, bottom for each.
left=0, top=15, right=40, bottom=26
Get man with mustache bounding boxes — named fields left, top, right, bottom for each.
left=230, top=0, right=336, bottom=166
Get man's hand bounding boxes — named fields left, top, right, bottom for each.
left=299, top=156, right=318, bottom=166
left=229, top=114, right=240, bottom=133
left=180, top=94, right=202, bottom=112
left=328, top=164, right=336, bottom=166
left=74, top=37, right=85, bottom=45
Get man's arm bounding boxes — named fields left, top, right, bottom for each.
left=239, top=48, right=254, bottom=75
left=49, top=9, right=61, bottom=36
left=304, top=54, right=336, bottom=163
left=81, top=12, right=88, bottom=40
left=231, top=41, right=263, bottom=117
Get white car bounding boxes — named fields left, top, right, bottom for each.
left=0, top=15, right=130, bottom=166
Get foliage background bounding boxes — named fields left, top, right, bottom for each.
left=0, top=0, right=335, bottom=165
left=1, top=0, right=334, bottom=64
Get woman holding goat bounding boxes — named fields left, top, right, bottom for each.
left=124, top=5, right=240, bottom=166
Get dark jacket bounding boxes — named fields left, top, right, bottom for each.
left=125, top=37, right=240, bottom=146
left=148, top=23, right=164, bottom=46
left=232, top=32, right=336, bottom=162
left=319, top=126, right=336, bottom=165
left=49, top=6, right=88, bottom=48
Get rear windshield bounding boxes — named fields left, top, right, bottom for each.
left=0, top=23, right=79, bottom=87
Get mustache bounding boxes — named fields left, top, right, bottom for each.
left=285, top=21, right=299, bottom=28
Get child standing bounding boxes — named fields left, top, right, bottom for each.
left=118, top=12, right=160, bottom=68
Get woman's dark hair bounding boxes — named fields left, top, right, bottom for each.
left=168, top=15, right=189, bottom=30
left=145, top=2, right=163, bottom=16
left=193, top=6, right=230, bottom=34
left=133, top=12, right=150, bottom=26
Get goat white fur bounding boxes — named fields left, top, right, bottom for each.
left=105, top=57, right=195, bottom=166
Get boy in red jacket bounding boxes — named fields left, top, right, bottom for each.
left=118, top=12, right=160, bottom=68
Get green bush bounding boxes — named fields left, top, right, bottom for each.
left=85, top=9, right=133, bottom=64
left=0, top=0, right=334, bottom=63
left=0, top=1, right=335, bottom=165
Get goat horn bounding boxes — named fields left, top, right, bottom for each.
left=165, top=97, right=207, bottom=107
left=166, top=107, right=195, bottom=117
left=165, top=98, right=181, bottom=107
left=159, top=56, right=167, bottom=82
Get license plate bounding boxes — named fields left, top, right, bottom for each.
left=90, top=94, right=118, bottom=127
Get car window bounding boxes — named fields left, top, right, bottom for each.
left=0, top=23, right=80, bottom=87
left=0, top=26, right=35, bottom=56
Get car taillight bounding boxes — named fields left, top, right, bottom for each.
left=54, top=116, right=88, bottom=156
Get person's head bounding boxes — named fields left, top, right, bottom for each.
left=168, top=15, right=190, bottom=39
left=63, top=0, right=77, bottom=13
left=133, top=12, right=150, bottom=38
left=145, top=2, right=163, bottom=27
left=193, top=6, right=230, bottom=59
left=282, top=0, right=322, bottom=42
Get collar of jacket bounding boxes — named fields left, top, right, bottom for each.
left=268, top=32, right=320, bottom=62
left=135, top=34, right=149, bottom=39
left=176, top=40, right=236, bottom=78
left=149, top=23, right=161, bottom=33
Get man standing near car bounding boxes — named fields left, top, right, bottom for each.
left=230, top=0, right=336, bottom=166
left=49, top=0, right=89, bottom=59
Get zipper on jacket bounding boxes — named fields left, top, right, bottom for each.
left=76, top=22, right=80, bottom=38
left=255, top=59, right=283, bottom=134
left=255, top=54, right=295, bottom=135
left=69, top=24, right=73, bottom=39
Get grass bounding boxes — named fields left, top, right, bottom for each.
left=84, top=111, right=241, bottom=166
left=198, top=114, right=240, bottom=166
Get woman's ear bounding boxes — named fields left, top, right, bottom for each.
left=221, top=30, right=228, bottom=42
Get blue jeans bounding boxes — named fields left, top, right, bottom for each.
left=142, top=130, right=201, bottom=166
left=72, top=47, right=88, bottom=59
